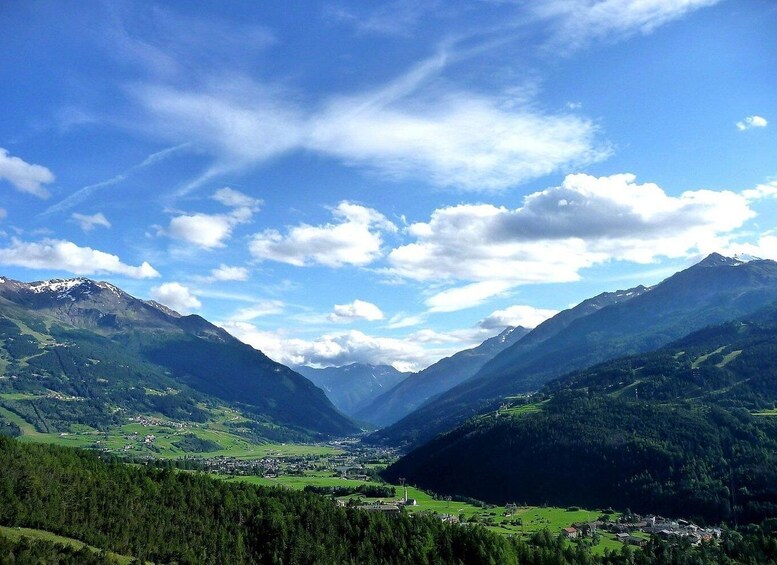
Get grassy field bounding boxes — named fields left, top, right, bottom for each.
left=0, top=398, right=340, bottom=459
left=0, top=525, right=138, bottom=564
left=754, top=408, right=777, bottom=416
left=0, top=404, right=41, bottom=436
left=222, top=471, right=626, bottom=554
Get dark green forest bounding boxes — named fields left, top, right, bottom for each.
left=2, top=436, right=777, bottom=564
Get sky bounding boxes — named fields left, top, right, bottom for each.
left=1, top=0, right=776, bottom=371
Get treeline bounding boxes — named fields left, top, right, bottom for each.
left=303, top=484, right=396, bottom=498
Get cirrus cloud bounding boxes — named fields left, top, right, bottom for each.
left=71, top=212, right=111, bottom=232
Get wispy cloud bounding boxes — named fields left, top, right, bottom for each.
left=43, top=143, right=190, bottom=216
left=132, top=49, right=609, bottom=192
left=535, top=0, right=722, bottom=52
left=324, top=0, right=439, bottom=36
left=71, top=212, right=111, bottom=232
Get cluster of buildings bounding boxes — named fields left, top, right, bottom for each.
left=128, top=415, right=186, bottom=429
left=563, top=514, right=723, bottom=547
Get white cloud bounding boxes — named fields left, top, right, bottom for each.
left=71, top=212, right=111, bottom=232
left=389, top=173, right=761, bottom=288
left=250, top=201, right=396, bottom=267
left=386, top=313, right=427, bottom=329
left=134, top=54, right=608, bottom=192
left=168, top=213, right=235, bottom=248
left=328, top=299, right=385, bottom=322
left=219, top=323, right=459, bottom=372
left=723, top=234, right=777, bottom=262
left=150, top=282, right=201, bottom=314
left=228, top=300, right=285, bottom=322
left=207, top=264, right=249, bottom=281
left=536, top=0, right=721, bottom=51
left=425, top=281, right=513, bottom=313
left=737, top=115, right=768, bottom=131
left=308, top=90, right=608, bottom=191
left=0, top=238, right=159, bottom=278
left=0, top=148, right=55, bottom=198
left=479, top=304, right=559, bottom=329
left=167, top=187, right=259, bottom=249
left=212, top=187, right=262, bottom=209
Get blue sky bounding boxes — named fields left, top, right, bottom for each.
left=1, top=0, right=776, bottom=370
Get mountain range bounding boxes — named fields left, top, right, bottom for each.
left=384, top=301, right=777, bottom=523
left=293, top=363, right=411, bottom=418
left=0, top=276, right=358, bottom=440
left=354, top=326, right=530, bottom=427
left=370, top=254, right=777, bottom=448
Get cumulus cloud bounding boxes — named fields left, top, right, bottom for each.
left=328, top=299, right=385, bottom=322
left=737, top=115, right=768, bottom=131
left=250, top=202, right=396, bottom=267
left=536, top=0, right=721, bottom=51
left=134, top=53, right=608, bottom=192
left=219, top=322, right=460, bottom=372
left=0, top=148, right=55, bottom=198
left=479, top=304, right=559, bottom=329
left=207, top=264, right=249, bottom=281
left=388, top=173, right=761, bottom=292
left=723, top=234, right=777, bottom=262
left=150, top=282, right=201, bottom=314
left=742, top=181, right=777, bottom=201
left=167, top=187, right=259, bottom=249
left=0, top=238, right=159, bottom=278
left=71, top=212, right=111, bottom=232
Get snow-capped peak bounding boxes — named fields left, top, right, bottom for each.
left=30, top=278, right=91, bottom=296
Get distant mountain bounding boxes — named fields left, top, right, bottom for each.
left=0, top=276, right=359, bottom=440
left=293, top=363, right=411, bottom=418
left=370, top=254, right=777, bottom=448
left=384, top=302, right=777, bottom=524
left=355, top=326, right=530, bottom=427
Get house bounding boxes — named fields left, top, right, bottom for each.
left=626, top=536, right=647, bottom=547
left=562, top=527, right=578, bottom=539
